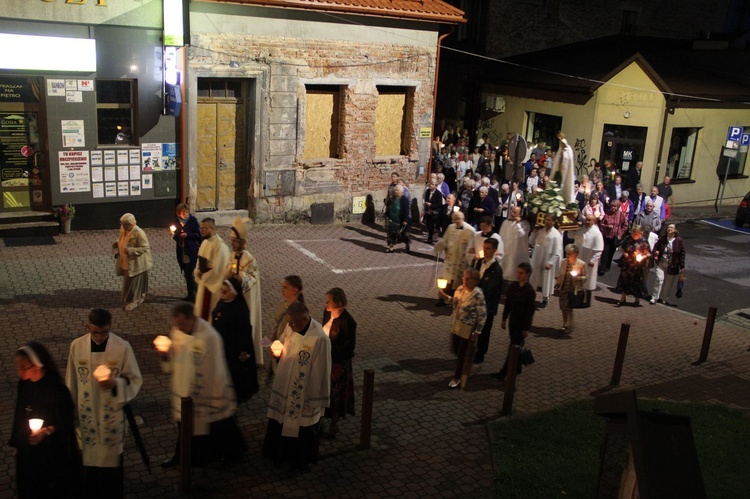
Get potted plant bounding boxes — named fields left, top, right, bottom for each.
left=54, top=204, right=76, bottom=234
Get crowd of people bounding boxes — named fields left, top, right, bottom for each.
left=10, top=206, right=356, bottom=498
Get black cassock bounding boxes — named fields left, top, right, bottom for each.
left=10, top=374, right=81, bottom=499
left=212, top=297, right=259, bottom=402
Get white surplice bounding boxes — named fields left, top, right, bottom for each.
left=466, top=230, right=504, bottom=266
left=573, top=224, right=604, bottom=291
left=434, top=221, right=475, bottom=289
left=267, top=319, right=331, bottom=438
left=227, top=249, right=263, bottom=365
left=164, top=318, right=237, bottom=435
left=194, top=234, right=230, bottom=322
left=66, top=333, right=142, bottom=467
left=529, top=226, right=563, bottom=299
left=499, top=219, right=531, bottom=281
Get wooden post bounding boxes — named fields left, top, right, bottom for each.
left=610, top=323, right=631, bottom=386
left=459, top=337, right=477, bottom=390
left=694, top=306, right=718, bottom=365
left=358, top=370, right=374, bottom=450
left=179, top=396, right=193, bottom=493
left=501, top=345, right=521, bottom=416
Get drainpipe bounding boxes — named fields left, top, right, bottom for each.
left=428, top=26, right=455, bottom=177
left=653, top=99, right=675, bottom=187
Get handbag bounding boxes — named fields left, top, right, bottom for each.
left=451, top=321, right=474, bottom=339
left=520, top=348, right=535, bottom=366
left=567, top=289, right=591, bottom=309
left=676, top=271, right=685, bottom=298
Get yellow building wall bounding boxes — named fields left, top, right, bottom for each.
left=662, top=108, right=750, bottom=206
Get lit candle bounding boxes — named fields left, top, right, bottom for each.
left=570, top=270, right=579, bottom=278
left=93, top=365, right=111, bottom=382
left=169, top=225, right=177, bottom=234
left=153, top=335, right=172, bottom=353
left=635, top=253, right=644, bottom=262
left=29, top=418, right=44, bottom=432
left=610, top=171, right=616, bottom=180
left=516, top=192, right=522, bottom=201
left=452, top=206, right=459, bottom=213
left=270, top=340, right=284, bottom=357
left=478, top=249, right=484, bottom=259
left=437, top=278, right=448, bottom=289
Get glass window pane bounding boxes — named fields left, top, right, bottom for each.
left=210, top=79, right=225, bottom=98
left=97, top=108, right=134, bottom=145
left=226, top=81, right=241, bottom=98
left=96, top=80, right=132, bottom=104
left=197, top=78, right=210, bottom=97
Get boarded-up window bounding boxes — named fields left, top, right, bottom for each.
left=375, top=86, right=408, bottom=156
left=303, top=85, right=340, bottom=159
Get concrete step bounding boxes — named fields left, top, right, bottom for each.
left=0, top=219, right=60, bottom=237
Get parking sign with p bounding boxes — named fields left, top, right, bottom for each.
left=727, top=126, right=743, bottom=142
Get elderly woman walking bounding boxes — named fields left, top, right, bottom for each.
left=651, top=223, right=686, bottom=305
left=555, top=244, right=588, bottom=334
left=113, top=213, right=153, bottom=311
left=438, top=268, right=486, bottom=389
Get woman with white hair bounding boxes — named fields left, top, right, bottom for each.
left=113, top=213, right=153, bottom=311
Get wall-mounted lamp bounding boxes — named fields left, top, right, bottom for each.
left=623, top=111, right=631, bottom=119
left=229, top=61, right=239, bottom=68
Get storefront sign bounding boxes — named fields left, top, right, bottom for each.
left=58, top=150, right=91, bottom=192
left=163, top=0, right=186, bottom=46
left=0, top=112, right=40, bottom=188
left=0, top=77, right=41, bottom=102
left=0, top=34, right=96, bottom=72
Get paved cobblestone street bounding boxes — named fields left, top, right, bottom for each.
left=1, top=222, right=749, bottom=498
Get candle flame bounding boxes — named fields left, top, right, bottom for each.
left=169, top=225, right=177, bottom=232
left=271, top=340, right=284, bottom=357
left=29, top=418, right=44, bottom=432
left=570, top=270, right=578, bottom=277
left=437, top=278, right=448, bottom=289
left=93, top=365, right=111, bottom=382
left=153, top=335, right=172, bottom=353
left=635, top=253, right=644, bottom=262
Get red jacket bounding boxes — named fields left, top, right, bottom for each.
left=600, top=209, right=628, bottom=239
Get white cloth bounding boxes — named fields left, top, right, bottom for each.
left=194, top=234, right=230, bottom=322
left=551, top=138, right=576, bottom=204
left=499, top=219, right=531, bottom=281
left=66, top=333, right=142, bottom=467
left=529, top=227, right=563, bottom=298
left=466, top=231, right=503, bottom=265
left=526, top=176, right=539, bottom=193
left=227, top=250, right=264, bottom=365
left=434, top=221, right=475, bottom=289
left=573, top=225, right=604, bottom=291
left=267, top=319, right=331, bottom=437
left=165, top=318, right=237, bottom=435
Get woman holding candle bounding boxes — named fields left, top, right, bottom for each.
left=11, top=342, right=80, bottom=498
left=651, top=223, right=686, bottom=305
left=615, top=225, right=652, bottom=306
left=555, top=244, right=588, bottom=333
left=438, top=268, right=486, bottom=388
left=113, top=213, right=153, bottom=311
left=321, top=288, right=357, bottom=438
left=212, top=277, right=258, bottom=403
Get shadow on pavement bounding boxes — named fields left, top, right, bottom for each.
left=0, top=289, right=122, bottom=308
left=340, top=237, right=388, bottom=253
left=345, top=224, right=386, bottom=237
left=376, top=294, right=451, bottom=316
left=392, top=357, right=456, bottom=375
left=530, top=326, right=573, bottom=340
left=595, top=295, right=621, bottom=305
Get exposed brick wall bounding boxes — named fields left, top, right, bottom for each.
left=190, top=33, right=436, bottom=223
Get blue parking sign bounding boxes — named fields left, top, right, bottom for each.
left=727, top=126, right=743, bottom=142
left=742, top=133, right=750, bottom=146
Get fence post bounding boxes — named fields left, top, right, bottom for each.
left=610, top=323, right=631, bottom=386
left=358, top=370, right=374, bottom=450
left=179, top=396, right=193, bottom=494
left=501, top=345, right=521, bottom=417
left=694, top=306, right=718, bottom=365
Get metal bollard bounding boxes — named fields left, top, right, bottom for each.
left=501, top=345, right=521, bottom=416
left=358, top=370, right=374, bottom=450
left=694, top=306, right=718, bottom=365
left=179, top=396, right=193, bottom=493
left=610, top=323, right=631, bottom=386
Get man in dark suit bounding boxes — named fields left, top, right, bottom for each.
left=606, top=175, right=624, bottom=207
left=173, top=203, right=201, bottom=302
left=423, top=180, right=444, bottom=244
left=627, top=161, right=643, bottom=192
left=473, top=237, right=504, bottom=364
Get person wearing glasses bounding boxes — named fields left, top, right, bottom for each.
left=65, top=308, right=142, bottom=499
left=113, top=213, right=153, bottom=311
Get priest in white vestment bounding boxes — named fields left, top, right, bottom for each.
left=226, top=217, right=264, bottom=366
left=551, top=132, right=576, bottom=205
left=160, top=302, right=245, bottom=468
left=573, top=214, right=605, bottom=291
left=499, top=206, right=531, bottom=281
left=434, top=210, right=475, bottom=305
left=263, top=301, right=331, bottom=470
left=529, top=213, right=564, bottom=305
left=466, top=216, right=503, bottom=265
left=66, top=308, right=142, bottom=498
left=194, top=217, right=230, bottom=321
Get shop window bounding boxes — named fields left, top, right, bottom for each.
left=96, top=79, right=136, bottom=145
left=375, top=86, right=412, bottom=157
left=667, top=127, right=700, bottom=180
left=525, top=112, right=562, bottom=150
left=302, top=85, right=342, bottom=160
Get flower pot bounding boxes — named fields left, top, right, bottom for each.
left=61, top=219, right=72, bottom=234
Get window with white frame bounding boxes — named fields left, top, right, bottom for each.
left=667, top=127, right=699, bottom=180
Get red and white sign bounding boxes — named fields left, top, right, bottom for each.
left=78, top=79, right=94, bottom=91
left=20, top=145, right=33, bottom=157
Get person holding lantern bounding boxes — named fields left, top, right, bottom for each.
left=172, top=203, right=201, bottom=302
left=555, top=244, right=588, bottom=333
left=114, top=213, right=153, bottom=311
left=615, top=225, right=652, bottom=306
left=194, top=218, right=231, bottom=321
left=572, top=214, right=604, bottom=292
left=263, top=301, right=331, bottom=471
left=471, top=238, right=503, bottom=365
left=65, top=308, right=142, bottom=498
left=225, top=217, right=264, bottom=366
left=434, top=211, right=475, bottom=306
left=11, top=342, right=81, bottom=498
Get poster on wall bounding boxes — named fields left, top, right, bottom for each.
left=61, top=120, right=85, bottom=148
left=160, top=143, right=178, bottom=170
left=141, top=143, right=161, bottom=171
left=47, top=79, right=65, bottom=97
left=91, top=166, right=103, bottom=182
left=129, top=164, right=141, bottom=180
left=117, top=150, right=129, bottom=165
left=92, top=183, right=104, bottom=198
left=78, top=80, right=94, bottom=91
left=104, top=167, right=116, bottom=181
left=117, top=181, right=129, bottom=196
left=65, top=91, right=82, bottom=103
left=104, top=150, right=116, bottom=166
left=142, top=174, right=153, bottom=190
left=58, top=150, right=90, bottom=192
left=130, top=180, right=141, bottom=196
left=91, top=150, right=103, bottom=166
left=129, top=149, right=141, bottom=164
left=117, top=164, right=129, bottom=181
left=105, top=182, right=117, bottom=197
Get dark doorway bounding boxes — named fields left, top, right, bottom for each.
left=599, top=124, right=648, bottom=172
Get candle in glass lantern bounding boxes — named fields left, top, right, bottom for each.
left=610, top=171, right=616, bottom=180
left=270, top=340, right=284, bottom=357
left=169, top=225, right=177, bottom=234
left=437, top=278, right=448, bottom=289
left=93, top=365, right=111, bottom=382
left=570, top=269, right=579, bottom=278
left=153, top=335, right=172, bottom=353
left=29, top=418, right=44, bottom=432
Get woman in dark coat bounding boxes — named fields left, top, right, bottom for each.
left=321, top=287, right=357, bottom=438
left=212, top=277, right=258, bottom=403
left=10, top=342, right=81, bottom=499
left=616, top=225, right=651, bottom=306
